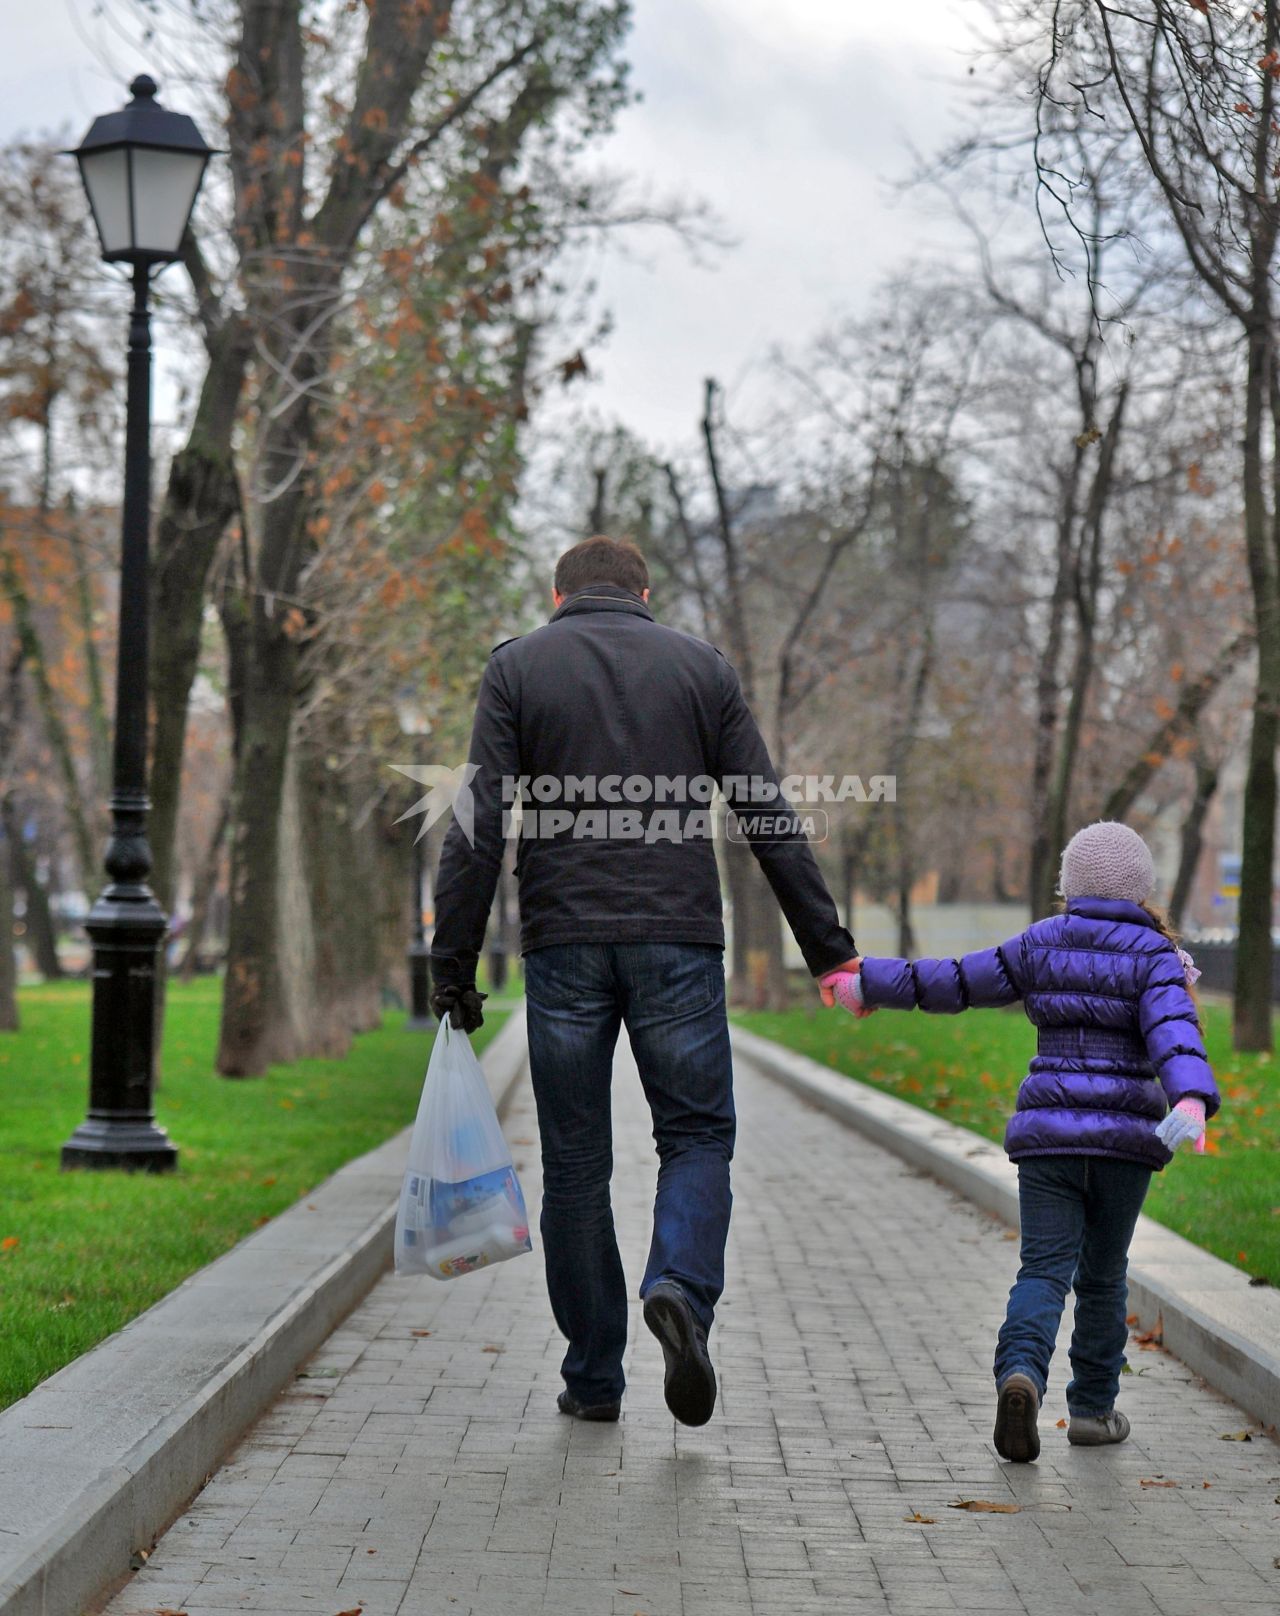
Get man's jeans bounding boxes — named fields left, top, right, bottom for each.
left=524, top=942, right=735, bottom=1405
left=994, top=1155, right=1152, bottom=1417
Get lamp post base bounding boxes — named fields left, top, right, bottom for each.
left=61, top=871, right=178, bottom=1172
left=407, top=939, right=434, bottom=1031
left=61, top=1116, right=178, bottom=1172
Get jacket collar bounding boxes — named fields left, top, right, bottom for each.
left=550, top=583, right=654, bottom=624
left=1065, top=896, right=1158, bottom=928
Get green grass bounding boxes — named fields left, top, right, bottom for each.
left=735, top=999, right=1280, bottom=1286
left=0, top=978, right=507, bottom=1411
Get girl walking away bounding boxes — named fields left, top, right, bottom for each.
left=823, top=822, right=1220, bottom=1464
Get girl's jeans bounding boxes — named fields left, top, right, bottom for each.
left=994, top=1155, right=1152, bottom=1416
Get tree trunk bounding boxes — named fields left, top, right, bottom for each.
left=891, top=789, right=918, bottom=959
left=0, top=550, right=99, bottom=893
left=216, top=287, right=323, bottom=1076
left=295, top=742, right=382, bottom=1048
left=759, top=882, right=786, bottom=1009
left=841, top=832, right=858, bottom=946
left=376, top=805, right=413, bottom=1006
left=1234, top=315, right=1280, bottom=1052
left=724, top=832, right=753, bottom=1005
left=67, top=516, right=111, bottom=800
left=216, top=603, right=300, bottom=1076
left=179, top=784, right=231, bottom=980
left=1169, top=753, right=1217, bottom=933
left=149, top=322, right=249, bottom=913
left=2, top=799, right=62, bottom=980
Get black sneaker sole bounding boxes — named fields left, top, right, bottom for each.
left=994, top=1375, right=1040, bottom=1463
left=643, top=1284, right=716, bottom=1427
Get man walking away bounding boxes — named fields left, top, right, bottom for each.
left=430, top=537, right=857, bottom=1425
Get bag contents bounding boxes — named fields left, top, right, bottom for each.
left=394, top=1018, right=533, bottom=1281
left=399, top=1162, right=531, bottom=1279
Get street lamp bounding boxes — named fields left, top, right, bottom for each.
left=61, top=76, right=217, bottom=1172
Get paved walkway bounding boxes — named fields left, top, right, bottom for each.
left=106, top=1042, right=1280, bottom=1616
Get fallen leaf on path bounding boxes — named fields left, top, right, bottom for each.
left=1133, top=1325, right=1163, bottom=1347
left=949, top=1500, right=1021, bottom=1513
left=1125, top=1313, right=1139, bottom=1325
left=1001, top=1231, right=1018, bottom=1241
left=1220, top=1430, right=1253, bottom=1441
left=481, top=1344, right=504, bottom=1354
left=1140, top=1478, right=1178, bottom=1488
left=410, top=1329, right=431, bottom=1337
left=333, top=1607, right=363, bottom=1615
left=1055, top=1418, right=1067, bottom=1429
left=903, top=1511, right=936, bottom=1523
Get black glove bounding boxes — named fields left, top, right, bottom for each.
left=429, top=982, right=487, bottom=1033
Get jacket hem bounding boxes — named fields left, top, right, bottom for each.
left=1006, top=1144, right=1167, bottom=1171
left=521, top=918, right=726, bottom=954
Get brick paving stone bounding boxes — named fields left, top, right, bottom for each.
left=102, top=1037, right=1280, bottom=1616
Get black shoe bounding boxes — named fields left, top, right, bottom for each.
left=643, top=1280, right=717, bottom=1427
left=994, top=1372, right=1041, bottom=1463
left=557, top=1388, right=621, bottom=1423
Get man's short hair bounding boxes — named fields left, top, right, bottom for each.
left=554, top=535, right=649, bottom=599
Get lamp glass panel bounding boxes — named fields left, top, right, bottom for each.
left=78, top=148, right=132, bottom=255
left=130, top=148, right=206, bottom=254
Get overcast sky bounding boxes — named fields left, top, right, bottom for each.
left=3, top=0, right=983, bottom=453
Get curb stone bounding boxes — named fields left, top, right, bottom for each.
left=731, top=1020, right=1280, bottom=1433
left=0, top=1008, right=528, bottom=1616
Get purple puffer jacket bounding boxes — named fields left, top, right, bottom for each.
left=858, top=897, right=1220, bottom=1170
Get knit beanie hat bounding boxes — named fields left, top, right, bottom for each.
left=1059, top=821, right=1156, bottom=905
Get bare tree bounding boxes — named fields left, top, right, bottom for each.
left=1016, top=0, right=1280, bottom=1047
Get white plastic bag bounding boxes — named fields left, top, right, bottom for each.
left=394, top=1017, right=532, bottom=1280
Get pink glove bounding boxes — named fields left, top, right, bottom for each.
left=1154, top=1096, right=1207, bottom=1154
left=820, top=969, right=874, bottom=1018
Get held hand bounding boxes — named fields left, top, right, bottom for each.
left=819, top=957, right=861, bottom=1008
left=1154, top=1096, right=1207, bottom=1154
left=820, top=965, right=874, bottom=1018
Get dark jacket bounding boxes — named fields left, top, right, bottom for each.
left=859, top=897, right=1219, bottom=1170
left=431, top=585, right=856, bottom=987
